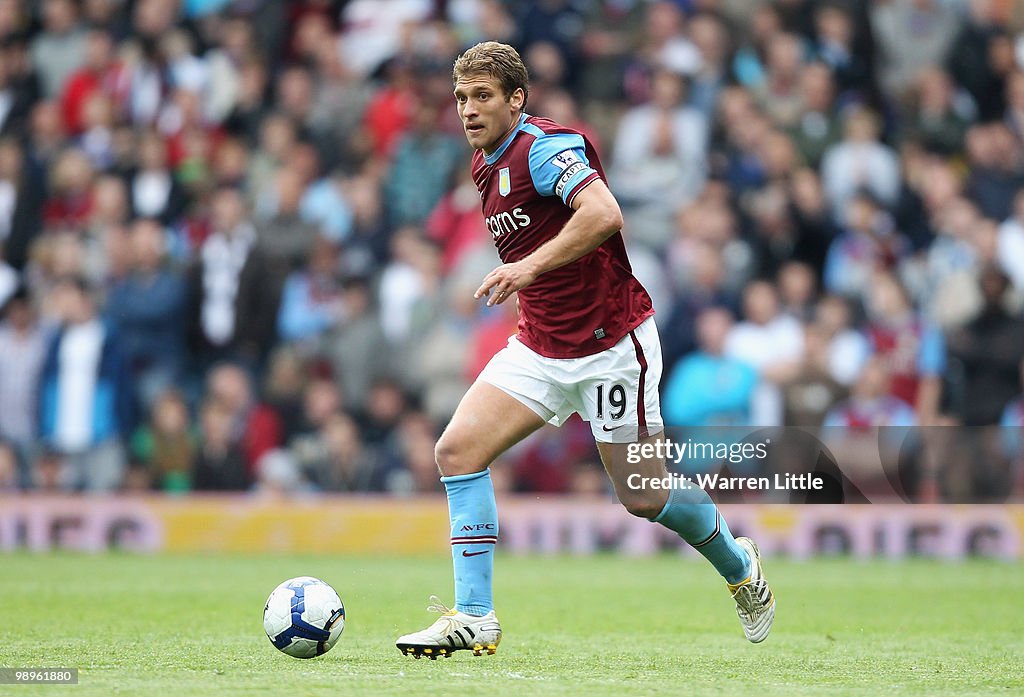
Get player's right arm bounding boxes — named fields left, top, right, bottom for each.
left=475, top=133, right=623, bottom=306
left=474, top=179, right=622, bottom=306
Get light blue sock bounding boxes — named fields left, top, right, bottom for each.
left=651, top=484, right=751, bottom=584
left=441, top=468, right=497, bottom=616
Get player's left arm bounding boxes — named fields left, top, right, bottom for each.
left=475, top=179, right=623, bottom=305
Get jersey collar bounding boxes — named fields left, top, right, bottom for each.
left=483, top=112, right=529, bottom=166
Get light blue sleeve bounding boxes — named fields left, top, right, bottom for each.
left=526, top=132, right=598, bottom=205
left=916, top=325, right=946, bottom=376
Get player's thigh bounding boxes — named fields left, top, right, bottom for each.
left=436, top=380, right=546, bottom=476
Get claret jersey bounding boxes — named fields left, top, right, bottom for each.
left=471, top=113, right=654, bottom=359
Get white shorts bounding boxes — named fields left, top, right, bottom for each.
left=478, top=316, right=664, bottom=444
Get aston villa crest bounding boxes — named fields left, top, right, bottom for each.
left=499, top=167, right=511, bottom=197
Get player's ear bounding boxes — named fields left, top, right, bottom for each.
left=509, top=87, right=525, bottom=113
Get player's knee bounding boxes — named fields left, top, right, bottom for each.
left=619, top=494, right=665, bottom=520
left=434, top=434, right=485, bottom=477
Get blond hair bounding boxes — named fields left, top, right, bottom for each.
left=453, top=41, right=529, bottom=110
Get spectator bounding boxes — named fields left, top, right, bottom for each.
left=60, top=28, right=128, bottom=136
left=663, top=307, right=757, bottom=426
left=295, top=412, right=401, bottom=492
left=821, top=107, right=901, bottom=218
left=256, top=166, right=320, bottom=289
left=340, top=0, right=432, bottom=79
left=731, top=3, right=783, bottom=89
left=786, top=166, right=837, bottom=273
left=300, top=169, right=354, bottom=244
left=870, top=0, right=957, bottom=101
left=43, top=148, right=94, bottom=230
left=30, top=0, right=88, bottom=99
left=362, top=57, right=417, bottom=158
left=38, top=276, right=132, bottom=491
left=781, top=323, right=848, bottom=427
left=789, top=63, right=842, bottom=169
left=378, top=228, right=444, bottom=347
left=864, top=271, right=945, bottom=421
left=253, top=447, right=311, bottom=497
left=0, top=137, right=45, bottom=271
left=262, top=347, right=307, bottom=443
left=0, top=288, right=46, bottom=479
left=204, top=362, right=281, bottom=473
left=903, top=67, right=972, bottom=157
left=966, top=123, right=1024, bottom=222
left=917, top=196, right=985, bottom=328
left=276, top=236, right=343, bottom=344
left=0, top=32, right=39, bottom=138
left=321, top=275, right=392, bottom=412
left=128, top=130, right=188, bottom=225
left=384, top=98, right=463, bottom=227
left=106, top=218, right=187, bottom=410
left=724, top=280, right=805, bottom=426
left=777, top=260, right=817, bottom=321
left=249, top=113, right=298, bottom=214
left=946, top=266, right=1024, bottom=426
left=414, top=282, right=478, bottom=423
left=223, top=57, right=271, bottom=146
left=612, top=70, right=707, bottom=249
left=661, top=239, right=738, bottom=370
left=751, top=32, right=806, bottom=129
left=824, top=191, right=906, bottom=299
left=289, top=377, right=344, bottom=448
left=821, top=356, right=917, bottom=495
left=390, top=410, right=443, bottom=494
left=686, top=13, right=730, bottom=118
left=188, top=186, right=277, bottom=369
left=947, top=0, right=1007, bottom=122
left=360, top=379, right=408, bottom=448
left=192, top=398, right=249, bottom=491
left=426, top=165, right=487, bottom=273
left=26, top=100, right=65, bottom=176
left=823, top=356, right=917, bottom=429
left=130, top=389, right=194, bottom=491
left=202, top=16, right=256, bottom=125
left=814, top=294, right=871, bottom=387
left=812, top=3, right=870, bottom=97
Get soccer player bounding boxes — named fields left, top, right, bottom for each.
left=396, top=42, right=775, bottom=659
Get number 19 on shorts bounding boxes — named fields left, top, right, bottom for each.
left=595, top=383, right=627, bottom=421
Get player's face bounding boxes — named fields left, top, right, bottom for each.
left=454, top=74, right=524, bottom=154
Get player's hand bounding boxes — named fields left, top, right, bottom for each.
left=474, top=261, right=538, bottom=306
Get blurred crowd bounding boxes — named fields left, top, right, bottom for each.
left=1, top=0, right=1024, bottom=500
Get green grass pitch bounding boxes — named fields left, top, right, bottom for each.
left=1, top=553, right=1021, bottom=696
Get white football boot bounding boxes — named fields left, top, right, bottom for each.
left=728, top=537, right=776, bottom=643
left=396, top=596, right=501, bottom=660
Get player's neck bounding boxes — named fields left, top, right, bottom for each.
left=483, top=112, right=524, bottom=155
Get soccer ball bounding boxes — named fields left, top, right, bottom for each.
left=263, top=576, right=346, bottom=658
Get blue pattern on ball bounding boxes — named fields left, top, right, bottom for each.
left=270, top=583, right=332, bottom=651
